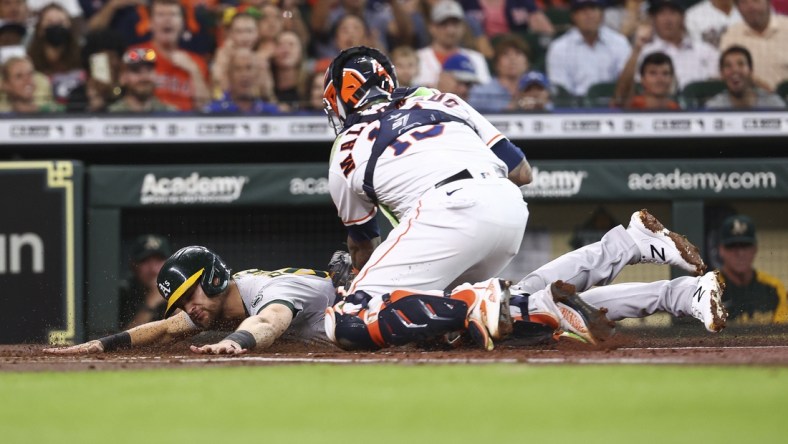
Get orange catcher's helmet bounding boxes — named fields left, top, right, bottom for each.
left=323, top=46, right=398, bottom=133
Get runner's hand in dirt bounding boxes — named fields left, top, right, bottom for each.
left=43, top=340, right=105, bottom=354
left=190, top=340, right=248, bottom=355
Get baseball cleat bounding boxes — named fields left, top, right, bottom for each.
left=557, top=331, right=589, bottom=344
left=550, top=281, right=615, bottom=345
left=691, top=270, right=728, bottom=332
left=466, top=278, right=513, bottom=351
left=626, top=209, right=707, bottom=276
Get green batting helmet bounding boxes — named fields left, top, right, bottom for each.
left=157, top=246, right=231, bottom=318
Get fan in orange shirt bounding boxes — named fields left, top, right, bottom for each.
left=129, top=0, right=210, bottom=111
left=626, top=52, right=680, bottom=110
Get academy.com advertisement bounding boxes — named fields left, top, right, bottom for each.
left=89, top=161, right=786, bottom=206
left=521, top=160, right=787, bottom=200
left=628, top=169, right=778, bottom=193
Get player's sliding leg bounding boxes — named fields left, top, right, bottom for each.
left=510, top=281, right=615, bottom=345
left=325, top=278, right=513, bottom=351
left=515, top=209, right=706, bottom=297
left=578, top=270, right=727, bottom=332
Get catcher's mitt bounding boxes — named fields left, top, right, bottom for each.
left=328, top=250, right=355, bottom=290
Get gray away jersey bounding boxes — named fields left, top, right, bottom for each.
left=233, top=268, right=335, bottom=343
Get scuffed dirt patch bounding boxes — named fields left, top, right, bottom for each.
left=3, top=325, right=788, bottom=372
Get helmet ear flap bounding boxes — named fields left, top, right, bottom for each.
left=201, top=252, right=230, bottom=296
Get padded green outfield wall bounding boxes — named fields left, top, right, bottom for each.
left=82, top=159, right=788, bottom=340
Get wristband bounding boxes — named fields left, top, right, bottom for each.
left=224, top=330, right=256, bottom=350
left=98, top=331, right=132, bottom=352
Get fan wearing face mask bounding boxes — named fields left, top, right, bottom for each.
left=26, top=2, right=85, bottom=104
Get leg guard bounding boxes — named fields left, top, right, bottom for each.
left=325, top=290, right=380, bottom=351
left=376, top=291, right=469, bottom=346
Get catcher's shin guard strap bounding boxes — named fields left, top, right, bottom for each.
left=377, top=294, right=468, bottom=346
left=510, top=294, right=530, bottom=322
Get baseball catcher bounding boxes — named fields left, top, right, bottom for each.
left=322, top=45, right=541, bottom=351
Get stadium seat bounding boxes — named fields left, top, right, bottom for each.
left=680, top=80, right=726, bottom=109
left=552, top=84, right=580, bottom=108
left=584, top=82, right=617, bottom=108
left=776, top=80, right=788, bottom=103
left=518, top=31, right=548, bottom=73
left=545, top=7, right=572, bottom=34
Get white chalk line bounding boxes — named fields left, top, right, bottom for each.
left=29, top=356, right=695, bottom=365
left=21, top=345, right=788, bottom=366
left=620, top=345, right=788, bottom=351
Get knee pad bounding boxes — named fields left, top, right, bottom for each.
left=326, top=311, right=380, bottom=351
left=377, top=293, right=468, bottom=346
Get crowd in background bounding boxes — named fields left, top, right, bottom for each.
left=0, top=0, right=786, bottom=114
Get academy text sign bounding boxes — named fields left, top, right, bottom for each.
left=521, top=159, right=788, bottom=200
left=89, top=164, right=332, bottom=207
left=89, top=160, right=788, bottom=207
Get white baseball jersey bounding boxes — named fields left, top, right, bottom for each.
left=328, top=87, right=529, bottom=296
left=232, top=268, right=335, bottom=343
left=329, top=87, right=509, bottom=225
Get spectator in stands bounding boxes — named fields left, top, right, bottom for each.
left=705, top=45, right=785, bottom=109
left=206, top=47, right=280, bottom=114
left=80, top=0, right=149, bottom=47
left=396, top=0, right=430, bottom=48
left=27, top=0, right=83, bottom=20
left=0, top=20, right=26, bottom=55
left=546, top=0, right=631, bottom=97
left=0, top=54, right=60, bottom=112
left=637, top=0, right=719, bottom=90
left=685, top=0, right=742, bottom=48
left=468, top=33, right=530, bottom=112
left=271, top=30, right=308, bottom=110
left=719, top=0, right=788, bottom=91
left=313, top=12, right=380, bottom=74
left=212, top=11, right=274, bottom=102
left=413, top=0, right=491, bottom=88
left=512, top=70, right=553, bottom=111
left=309, top=0, right=411, bottom=57
left=108, top=47, right=177, bottom=112
left=0, top=0, right=31, bottom=30
left=460, top=0, right=555, bottom=38
left=716, top=214, right=788, bottom=325
left=118, top=234, right=173, bottom=329
left=306, top=70, right=326, bottom=112
left=390, top=45, right=419, bottom=88
left=0, top=21, right=54, bottom=111
left=128, top=0, right=210, bottom=111
left=257, top=3, right=283, bottom=61
left=27, top=3, right=85, bottom=104
left=257, top=2, right=310, bottom=62
left=66, top=30, right=126, bottom=113
left=0, top=0, right=31, bottom=43
left=334, top=13, right=374, bottom=52
left=615, top=51, right=680, bottom=109
left=436, top=52, right=479, bottom=100
left=604, top=0, right=648, bottom=40
left=83, top=0, right=217, bottom=56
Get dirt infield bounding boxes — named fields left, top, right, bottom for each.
left=3, top=326, right=788, bottom=371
